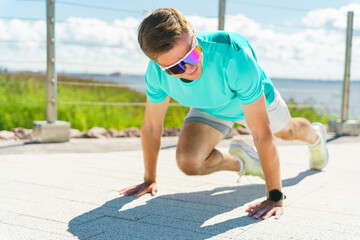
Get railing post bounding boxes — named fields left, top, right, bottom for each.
left=218, top=0, right=226, bottom=30
left=341, top=11, right=353, bottom=122
left=46, top=0, right=57, bottom=123
left=33, top=0, right=71, bottom=143
left=331, top=11, right=360, bottom=136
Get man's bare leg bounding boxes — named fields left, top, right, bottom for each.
left=176, top=121, right=241, bottom=175
left=176, top=117, right=321, bottom=176
left=275, top=117, right=329, bottom=171
left=274, top=117, right=319, bottom=144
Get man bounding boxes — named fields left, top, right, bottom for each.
left=119, top=8, right=328, bottom=220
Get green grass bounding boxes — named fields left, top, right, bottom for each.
left=0, top=73, right=330, bottom=131
left=0, top=73, right=189, bottom=131
left=286, top=99, right=332, bottom=124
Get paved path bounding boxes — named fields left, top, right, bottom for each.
left=0, top=135, right=359, bottom=239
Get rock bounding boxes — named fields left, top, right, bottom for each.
left=0, top=130, right=16, bottom=140
left=79, top=131, right=88, bottom=138
left=105, top=132, right=113, bottom=138
left=124, top=127, right=141, bottom=137
left=113, top=127, right=141, bottom=137
left=70, top=129, right=82, bottom=138
left=110, top=128, right=127, bottom=138
left=116, top=130, right=127, bottom=137
left=12, top=128, right=33, bottom=140
left=162, top=127, right=181, bottom=137
left=84, top=127, right=108, bottom=138
left=109, top=128, right=118, bottom=137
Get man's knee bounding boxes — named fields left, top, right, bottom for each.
left=176, top=150, right=203, bottom=175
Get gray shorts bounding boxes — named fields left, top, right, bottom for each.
left=183, top=90, right=291, bottom=137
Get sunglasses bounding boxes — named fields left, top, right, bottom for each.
left=160, top=39, right=202, bottom=75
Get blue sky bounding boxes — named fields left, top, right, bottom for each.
left=0, top=0, right=359, bottom=79
left=2, top=0, right=358, bottom=25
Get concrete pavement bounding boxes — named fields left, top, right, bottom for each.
left=0, top=135, right=359, bottom=239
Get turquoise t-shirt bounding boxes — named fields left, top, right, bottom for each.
left=145, top=31, right=275, bottom=121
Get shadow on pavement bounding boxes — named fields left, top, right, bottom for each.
left=326, top=135, right=342, bottom=143
left=282, top=169, right=319, bottom=187
left=0, top=141, right=45, bottom=150
left=68, top=170, right=319, bottom=239
left=67, top=184, right=264, bottom=239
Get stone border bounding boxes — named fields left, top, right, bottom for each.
left=0, top=126, right=250, bottom=140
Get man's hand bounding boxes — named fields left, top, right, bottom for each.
left=246, top=200, right=284, bottom=220
left=119, top=182, right=158, bottom=197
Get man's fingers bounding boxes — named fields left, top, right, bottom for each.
left=247, top=205, right=262, bottom=217
left=119, top=184, right=138, bottom=193
left=134, top=185, right=149, bottom=197
left=262, top=208, right=277, bottom=220
left=124, top=188, right=141, bottom=196
left=151, top=186, right=158, bottom=196
left=246, top=202, right=261, bottom=212
left=119, top=185, right=141, bottom=196
left=247, top=201, right=263, bottom=217
left=119, top=185, right=136, bottom=195
left=246, top=200, right=284, bottom=220
left=119, top=183, right=158, bottom=197
left=274, top=208, right=284, bottom=219
left=252, top=206, right=271, bottom=219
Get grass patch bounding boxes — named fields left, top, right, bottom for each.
left=0, top=73, right=189, bottom=131
left=286, top=98, right=332, bottom=124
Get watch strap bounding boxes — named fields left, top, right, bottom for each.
left=266, top=189, right=286, bottom=202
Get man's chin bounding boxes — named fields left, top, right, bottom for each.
left=180, top=76, right=199, bottom=81
left=181, top=71, right=202, bottom=81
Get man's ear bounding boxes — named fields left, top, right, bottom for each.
left=191, top=28, right=196, bottom=38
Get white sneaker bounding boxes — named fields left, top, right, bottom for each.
left=229, top=140, right=264, bottom=180
left=309, top=122, right=329, bottom=170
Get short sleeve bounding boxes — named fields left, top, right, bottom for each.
left=145, top=61, right=168, bottom=103
left=227, top=47, right=264, bottom=105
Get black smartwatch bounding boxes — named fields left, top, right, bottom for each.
left=266, top=189, right=286, bottom=202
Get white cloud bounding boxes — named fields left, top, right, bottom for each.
left=55, top=17, right=143, bottom=74
left=0, top=3, right=359, bottom=80
left=302, top=3, right=360, bottom=30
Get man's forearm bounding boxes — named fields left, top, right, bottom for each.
left=141, top=125, right=163, bottom=183
left=254, top=135, right=282, bottom=192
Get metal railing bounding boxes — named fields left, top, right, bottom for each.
left=0, top=0, right=359, bottom=120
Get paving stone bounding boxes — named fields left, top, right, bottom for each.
left=0, top=223, right=77, bottom=240
left=2, top=215, right=75, bottom=237
left=69, top=216, right=212, bottom=240
left=239, top=218, right=359, bottom=240
left=0, top=210, right=19, bottom=222
left=284, top=206, right=360, bottom=228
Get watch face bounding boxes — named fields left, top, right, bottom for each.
left=269, top=189, right=283, bottom=202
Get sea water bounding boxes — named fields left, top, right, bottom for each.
left=88, top=74, right=360, bottom=119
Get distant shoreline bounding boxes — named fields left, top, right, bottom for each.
left=7, top=71, right=360, bottom=83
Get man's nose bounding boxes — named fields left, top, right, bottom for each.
left=184, top=63, right=195, bottom=73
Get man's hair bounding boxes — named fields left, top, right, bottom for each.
left=138, top=8, right=193, bottom=61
